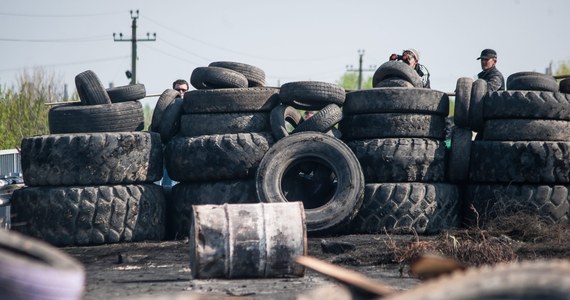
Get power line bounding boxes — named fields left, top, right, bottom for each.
left=0, top=35, right=109, bottom=43
left=0, top=11, right=124, bottom=18
left=140, top=44, right=203, bottom=66
left=0, top=56, right=130, bottom=72
left=346, top=49, right=376, bottom=90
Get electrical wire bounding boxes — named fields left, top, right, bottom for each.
left=0, top=56, right=130, bottom=72
left=139, top=44, right=203, bottom=66
left=0, top=11, right=124, bottom=18
left=0, top=35, right=110, bottom=43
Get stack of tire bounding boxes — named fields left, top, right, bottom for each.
left=11, top=70, right=166, bottom=246
left=463, top=72, right=570, bottom=226
left=339, top=61, right=461, bottom=235
left=164, top=62, right=283, bottom=239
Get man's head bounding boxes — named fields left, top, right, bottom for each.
left=304, top=110, right=315, bottom=119
left=477, top=49, right=498, bottom=71
left=172, top=79, right=189, bottom=97
left=402, top=49, right=420, bottom=68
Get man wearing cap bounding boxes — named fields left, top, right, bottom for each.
left=477, top=49, right=505, bottom=92
left=390, top=49, right=430, bottom=88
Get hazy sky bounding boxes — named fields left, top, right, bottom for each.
left=1, top=0, right=568, bottom=107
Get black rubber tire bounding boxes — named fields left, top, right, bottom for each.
left=21, top=132, right=163, bottom=186
left=374, top=78, right=414, bottom=88
left=255, top=132, right=365, bottom=235
left=190, top=66, right=248, bottom=90
left=74, top=70, right=111, bottom=105
left=507, top=71, right=558, bottom=92
left=384, top=260, right=570, bottom=300
left=560, top=78, right=570, bottom=94
left=168, top=179, right=258, bottom=239
left=106, top=84, right=146, bottom=103
left=372, top=61, right=423, bottom=88
left=165, top=133, right=274, bottom=182
left=279, top=81, right=346, bottom=110
left=483, top=91, right=570, bottom=120
left=483, top=119, right=570, bottom=141
left=343, top=88, right=449, bottom=116
left=0, top=230, right=85, bottom=300
left=339, top=113, right=446, bottom=140
left=157, top=98, right=183, bottom=144
left=151, top=89, right=179, bottom=132
left=346, top=138, right=446, bottom=183
left=463, top=184, right=570, bottom=227
left=446, top=127, right=472, bottom=183
left=209, top=61, right=266, bottom=87
left=182, top=87, right=280, bottom=113
left=179, top=112, right=270, bottom=137
left=469, top=141, right=570, bottom=183
left=468, top=79, right=488, bottom=132
left=48, top=101, right=144, bottom=134
left=292, top=104, right=342, bottom=134
left=349, top=183, right=460, bottom=234
left=453, top=77, right=473, bottom=128
left=269, top=105, right=303, bottom=140
left=11, top=184, right=165, bottom=246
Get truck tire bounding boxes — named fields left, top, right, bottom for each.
left=483, top=91, right=570, bottom=120
left=483, top=119, right=570, bottom=141
left=453, top=77, right=473, bottom=128
left=183, top=87, right=280, bottom=113
left=179, top=112, right=270, bottom=137
left=343, top=88, right=449, bottom=116
left=446, top=127, right=472, bottom=182
left=507, top=72, right=558, bottom=92
left=468, top=79, right=488, bottom=132
left=339, top=113, right=446, bottom=140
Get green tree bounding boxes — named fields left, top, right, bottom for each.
left=555, top=61, right=570, bottom=76
left=336, top=72, right=373, bottom=91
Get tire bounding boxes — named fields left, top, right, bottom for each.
left=48, top=101, right=144, bottom=134
left=469, top=141, right=570, bottom=183
left=507, top=71, right=558, bottom=92
left=446, top=127, right=472, bottom=182
left=483, top=91, right=570, bottom=120
left=157, top=98, right=183, bottom=144
left=343, top=88, right=449, bottom=116
left=21, top=132, right=163, bottom=186
left=182, top=87, right=280, bottom=113
left=179, top=112, right=270, bottom=137
left=560, top=78, right=570, bottom=94
left=269, top=105, right=303, bottom=140
left=292, top=104, right=343, bottom=134
left=165, top=133, right=274, bottom=182
left=209, top=61, right=266, bottom=87
left=151, top=89, right=179, bottom=132
left=106, top=84, right=146, bottom=103
left=463, top=184, right=570, bottom=226
left=372, top=61, right=423, bottom=88
left=346, top=138, right=446, bottom=183
left=482, top=119, right=570, bottom=141
left=256, top=132, right=365, bottom=235
left=339, top=113, right=446, bottom=140
left=468, top=79, right=488, bottom=132
left=383, top=260, right=570, bottom=300
left=374, top=78, right=414, bottom=88
left=350, top=183, right=460, bottom=234
left=0, top=230, right=85, bottom=300
left=74, top=70, right=111, bottom=105
left=168, top=179, right=258, bottom=239
left=453, top=77, right=473, bottom=128
left=279, top=81, right=346, bottom=110
left=11, top=184, right=165, bottom=246
left=190, top=66, right=248, bottom=89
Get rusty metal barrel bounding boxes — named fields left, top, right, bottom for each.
left=189, top=202, right=307, bottom=279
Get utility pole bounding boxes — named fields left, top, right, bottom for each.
left=346, top=49, right=376, bottom=90
left=113, top=10, right=156, bottom=85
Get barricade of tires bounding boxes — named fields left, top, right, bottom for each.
left=452, top=71, right=570, bottom=227
left=11, top=70, right=166, bottom=247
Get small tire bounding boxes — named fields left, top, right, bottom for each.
left=157, top=98, right=183, bottom=144
left=75, top=70, right=111, bottom=105
left=279, top=81, right=346, bottom=110
left=453, top=77, right=473, bottom=128
left=468, top=79, right=488, bottom=132
left=372, top=61, right=423, bottom=88
left=269, top=105, right=303, bottom=140
left=446, top=127, right=472, bottom=182
left=107, top=84, right=146, bottom=103
left=292, top=104, right=343, bottom=134
left=507, top=71, right=558, bottom=92
left=209, top=61, right=266, bottom=87
left=183, top=87, right=280, bottom=113
left=190, top=66, right=248, bottom=90
left=150, top=89, right=179, bottom=132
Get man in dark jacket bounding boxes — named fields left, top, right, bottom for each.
left=477, top=49, right=505, bottom=92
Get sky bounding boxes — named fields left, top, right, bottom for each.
left=1, top=0, right=568, bottom=108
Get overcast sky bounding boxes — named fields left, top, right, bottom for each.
left=1, top=0, right=568, bottom=108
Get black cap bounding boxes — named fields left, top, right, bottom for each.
left=477, top=49, right=497, bottom=60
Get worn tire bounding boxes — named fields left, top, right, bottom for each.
left=453, top=77, right=473, bottom=128
left=483, top=91, right=570, bottom=120
left=11, top=184, right=165, bottom=246
left=469, top=141, right=570, bottom=183
left=279, top=81, right=346, bottom=110
left=157, top=98, right=183, bottom=144
left=165, top=133, right=274, bottom=182
left=463, top=184, right=570, bottom=226
left=182, top=87, right=280, bottom=113
left=0, top=230, right=85, bottom=300
left=560, top=78, right=570, bottom=94
left=372, top=61, right=423, bottom=88
left=190, top=66, right=248, bottom=89
left=21, top=132, right=163, bottom=186
left=107, top=84, right=146, bottom=103
left=350, top=183, right=460, bottom=234
left=179, top=112, right=270, bottom=137
left=209, top=61, right=266, bottom=87
left=150, top=89, right=179, bottom=132
left=270, top=105, right=303, bottom=140
left=339, top=113, right=446, bottom=140
left=256, top=132, right=364, bottom=235
left=75, top=70, right=111, bottom=105
left=468, top=79, right=488, bottom=132
left=446, top=127, right=472, bottom=182
left=346, top=138, right=446, bottom=183
left=48, top=101, right=144, bottom=134
left=292, top=104, right=342, bottom=134
left=343, top=88, right=449, bottom=116
left=375, top=78, right=414, bottom=88
left=483, top=119, right=570, bottom=141
left=507, top=71, right=558, bottom=92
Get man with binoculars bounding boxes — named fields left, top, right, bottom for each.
left=389, top=48, right=431, bottom=88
